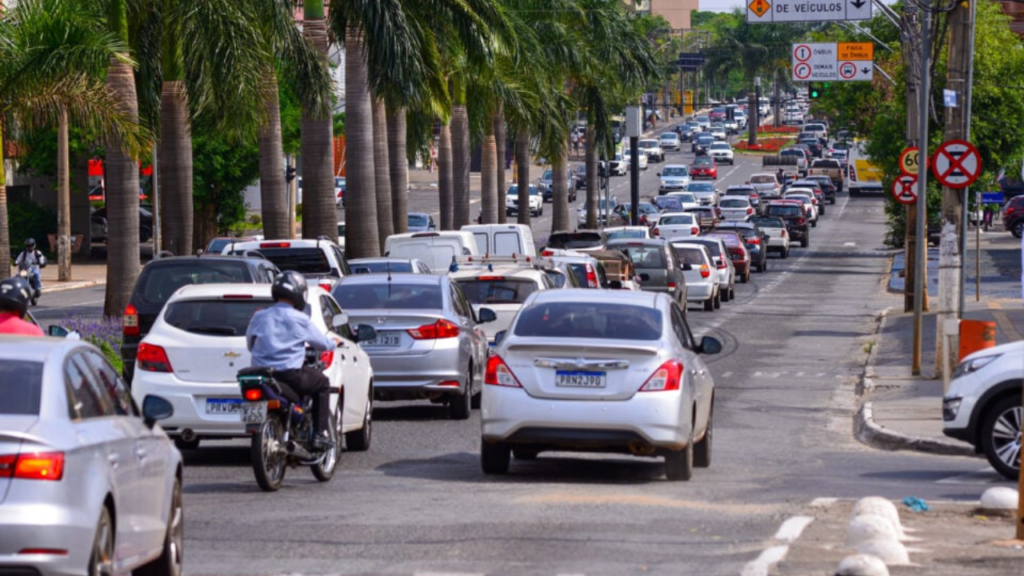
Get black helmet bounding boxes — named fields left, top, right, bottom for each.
left=271, top=270, right=308, bottom=311
left=24, top=238, right=35, bottom=249
left=0, top=276, right=32, bottom=318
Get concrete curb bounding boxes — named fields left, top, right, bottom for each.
left=41, top=279, right=105, bottom=294
left=854, top=401, right=978, bottom=458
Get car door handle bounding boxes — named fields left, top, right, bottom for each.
left=107, top=453, right=120, bottom=468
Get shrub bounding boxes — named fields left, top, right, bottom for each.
left=60, top=316, right=123, bottom=373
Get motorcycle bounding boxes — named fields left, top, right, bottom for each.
left=237, top=349, right=340, bottom=492
left=16, top=267, right=39, bottom=306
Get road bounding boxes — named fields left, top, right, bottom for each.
left=43, top=142, right=1010, bottom=576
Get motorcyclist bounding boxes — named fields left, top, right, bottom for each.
left=0, top=276, right=44, bottom=336
left=245, top=271, right=341, bottom=450
left=14, top=238, right=46, bottom=299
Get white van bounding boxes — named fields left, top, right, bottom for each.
left=461, top=223, right=536, bottom=257
left=383, top=231, right=481, bottom=274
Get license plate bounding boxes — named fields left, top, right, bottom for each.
left=365, top=333, right=401, bottom=347
left=240, top=401, right=268, bottom=424
left=555, top=370, right=606, bottom=388
left=205, top=399, right=243, bottom=414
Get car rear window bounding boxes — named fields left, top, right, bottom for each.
left=163, top=299, right=271, bottom=336
left=547, top=233, right=603, bottom=250
left=615, top=245, right=666, bottom=268
left=514, top=302, right=662, bottom=340
left=352, top=261, right=413, bottom=274
left=753, top=217, right=785, bottom=228
left=333, top=283, right=443, bottom=310
left=704, top=233, right=741, bottom=247
left=135, top=262, right=252, bottom=306
left=751, top=175, right=775, bottom=184
left=720, top=198, right=748, bottom=208
left=408, top=214, right=429, bottom=227
left=767, top=205, right=803, bottom=217
left=660, top=215, right=695, bottom=225
left=455, top=279, right=539, bottom=305
left=691, top=240, right=722, bottom=257
left=673, top=247, right=705, bottom=266
left=606, top=229, right=647, bottom=240
left=250, top=248, right=332, bottom=275
left=544, top=270, right=569, bottom=288
left=0, top=360, right=44, bottom=415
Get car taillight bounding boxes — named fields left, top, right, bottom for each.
left=0, top=452, right=64, bottom=481
left=586, top=265, right=598, bottom=288
left=667, top=282, right=677, bottom=291
left=781, top=229, right=787, bottom=237
left=691, top=226, right=700, bottom=235
left=1007, top=207, right=1015, bottom=216
left=485, top=355, right=522, bottom=388
left=408, top=319, right=460, bottom=339
left=319, top=283, right=332, bottom=292
left=699, top=265, right=710, bottom=278
left=243, top=388, right=264, bottom=401
left=123, top=303, right=139, bottom=337
left=137, top=343, right=173, bottom=372
left=652, top=227, right=660, bottom=237
left=639, top=360, right=683, bottom=392
left=320, top=351, right=334, bottom=368
left=746, top=207, right=754, bottom=215
left=748, top=237, right=760, bottom=245
left=797, top=217, right=806, bottom=225
left=541, top=249, right=554, bottom=256
left=751, top=193, right=760, bottom=200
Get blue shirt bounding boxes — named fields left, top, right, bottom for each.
left=246, top=302, right=334, bottom=370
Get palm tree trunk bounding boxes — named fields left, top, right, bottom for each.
left=258, top=70, right=288, bottom=239
left=493, top=108, right=507, bottom=224
left=300, top=14, right=336, bottom=241
left=0, top=123, right=11, bottom=278
left=480, top=120, right=497, bottom=225
left=550, top=145, right=569, bottom=234
left=451, top=103, right=470, bottom=228
left=103, top=55, right=141, bottom=318
left=344, top=26, right=379, bottom=257
left=515, top=130, right=531, bottom=226
left=372, top=98, right=393, bottom=251
left=438, top=121, right=453, bottom=230
left=387, top=103, right=408, bottom=234
left=585, top=124, right=598, bottom=229
left=57, top=108, right=72, bottom=281
left=157, top=80, right=193, bottom=255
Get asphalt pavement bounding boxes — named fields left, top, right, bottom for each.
left=43, top=141, right=1013, bottom=576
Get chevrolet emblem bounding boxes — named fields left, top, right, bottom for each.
left=223, top=351, right=242, bottom=359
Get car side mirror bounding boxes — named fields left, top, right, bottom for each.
left=681, top=263, right=693, bottom=271
left=47, top=325, right=69, bottom=337
left=331, top=313, right=350, bottom=331
left=477, top=307, right=497, bottom=323
left=355, top=324, right=377, bottom=343
left=494, top=330, right=507, bottom=346
left=142, top=395, right=174, bottom=429
left=699, top=336, right=723, bottom=355
left=606, top=280, right=623, bottom=289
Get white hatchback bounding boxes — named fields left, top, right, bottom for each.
left=652, top=212, right=700, bottom=241
left=130, top=284, right=375, bottom=451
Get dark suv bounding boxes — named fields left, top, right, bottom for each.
left=606, top=239, right=688, bottom=309
left=121, top=254, right=280, bottom=382
left=765, top=201, right=810, bottom=248
left=715, top=221, right=770, bottom=273
left=1003, top=195, right=1024, bottom=238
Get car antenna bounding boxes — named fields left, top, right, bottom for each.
left=386, top=258, right=392, bottom=283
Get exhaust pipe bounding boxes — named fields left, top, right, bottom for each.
left=285, top=441, right=314, bottom=461
left=180, top=429, right=197, bottom=443
left=628, top=441, right=656, bottom=456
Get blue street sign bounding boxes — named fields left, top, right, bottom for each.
left=943, top=89, right=957, bottom=108
left=981, top=191, right=1004, bottom=204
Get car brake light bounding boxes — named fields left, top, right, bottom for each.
left=123, top=304, right=139, bottom=337
left=541, top=249, right=554, bottom=257
left=137, top=343, right=173, bottom=373
left=18, top=549, right=68, bottom=556
left=319, top=283, right=333, bottom=292
left=781, top=229, right=787, bottom=237
left=586, top=265, right=598, bottom=288
left=797, top=217, right=806, bottom=225
left=700, top=265, right=710, bottom=278
left=222, top=294, right=254, bottom=299
left=485, top=355, right=522, bottom=388
left=639, top=360, right=683, bottom=392
left=691, top=226, right=699, bottom=235
left=408, top=319, right=460, bottom=339
left=260, top=242, right=291, bottom=248
left=748, top=237, right=760, bottom=245
left=746, top=207, right=754, bottom=215
left=244, top=388, right=263, bottom=401
left=0, top=452, right=64, bottom=481
left=477, top=276, right=505, bottom=281
left=1007, top=207, right=1015, bottom=216
left=319, top=351, right=334, bottom=368
left=651, top=227, right=660, bottom=237
left=716, top=259, right=727, bottom=269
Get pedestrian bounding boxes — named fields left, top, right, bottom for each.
left=982, top=202, right=997, bottom=231
left=571, top=131, right=580, bottom=156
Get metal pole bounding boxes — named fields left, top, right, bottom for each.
left=976, top=191, right=981, bottom=301
left=630, top=135, right=639, bottom=226
left=912, top=5, right=931, bottom=377
left=152, top=142, right=160, bottom=254
left=959, top=0, right=977, bottom=316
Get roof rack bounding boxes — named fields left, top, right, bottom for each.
left=242, top=250, right=268, bottom=260
left=455, top=254, right=554, bottom=270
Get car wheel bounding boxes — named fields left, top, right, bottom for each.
left=449, top=383, right=472, bottom=421
left=133, top=478, right=183, bottom=576
left=801, top=236, right=809, bottom=248
left=344, top=391, right=372, bottom=452
left=89, top=505, right=115, bottom=576
left=703, top=296, right=714, bottom=312
left=1013, top=221, right=1024, bottom=239
left=830, top=198, right=836, bottom=205
left=173, top=438, right=199, bottom=451
left=139, top=226, right=152, bottom=243
left=783, top=247, right=790, bottom=259
left=811, top=220, right=817, bottom=228
left=513, top=449, right=539, bottom=460
left=721, top=284, right=730, bottom=302
left=481, top=440, right=511, bottom=474
left=979, top=395, right=1022, bottom=481
left=820, top=206, right=826, bottom=216
left=665, top=427, right=694, bottom=481
left=694, top=410, right=713, bottom=469
left=740, top=270, right=748, bottom=283
left=713, top=290, right=721, bottom=309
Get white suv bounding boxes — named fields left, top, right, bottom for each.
left=450, top=259, right=554, bottom=345
left=943, top=340, right=1023, bottom=480
left=637, top=139, right=665, bottom=163
left=222, top=238, right=350, bottom=292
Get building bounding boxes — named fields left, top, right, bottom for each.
left=649, top=0, right=699, bottom=29
left=996, top=1, right=1024, bottom=36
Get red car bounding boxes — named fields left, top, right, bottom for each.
left=691, top=157, right=718, bottom=180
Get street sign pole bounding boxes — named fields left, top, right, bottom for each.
left=912, top=4, right=932, bottom=377
left=626, top=105, right=641, bottom=226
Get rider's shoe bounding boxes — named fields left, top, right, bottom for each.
left=311, top=430, right=335, bottom=451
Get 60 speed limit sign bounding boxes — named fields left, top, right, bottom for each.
left=899, top=147, right=925, bottom=176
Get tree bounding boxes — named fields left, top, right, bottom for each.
left=298, top=0, right=336, bottom=242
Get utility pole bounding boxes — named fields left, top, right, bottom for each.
left=912, top=3, right=933, bottom=377
left=902, top=5, right=921, bottom=314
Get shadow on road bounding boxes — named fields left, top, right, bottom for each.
left=372, top=404, right=459, bottom=422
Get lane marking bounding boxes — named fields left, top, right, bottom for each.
left=741, top=545, right=789, bottom=576
left=935, top=467, right=1005, bottom=485
left=773, top=516, right=814, bottom=543
left=37, top=299, right=105, bottom=311
left=844, top=241, right=856, bottom=247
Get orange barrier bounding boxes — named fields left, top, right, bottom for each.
left=958, top=320, right=997, bottom=361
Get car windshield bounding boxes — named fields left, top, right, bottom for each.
left=693, top=158, right=713, bottom=167
left=638, top=141, right=657, bottom=149
left=606, top=229, right=647, bottom=240
left=768, top=205, right=802, bottom=217
left=351, top=261, right=413, bottom=274
left=660, top=215, right=695, bottom=225
left=582, top=199, right=616, bottom=211
left=697, top=116, right=709, bottom=123
left=660, top=133, right=676, bottom=140
left=670, top=193, right=697, bottom=203
left=547, top=233, right=604, bottom=250
left=662, top=167, right=688, bottom=177
left=333, top=283, right=443, bottom=310
left=136, top=262, right=253, bottom=306
left=654, top=197, right=683, bottom=210
left=727, top=188, right=754, bottom=196
left=687, top=183, right=714, bottom=192
left=711, top=144, right=730, bottom=150
left=163, top=299, right=270, bottom=337
left=751, top=175, right=776, bottom=184
left=0, top=360, right=44, bottom=415
left=455, top=278, right=539, bottom=305
left=542, top=170, right=553, bottom=180
left=781, top=150, right=804, bottom=158
left=673, top=247, right=706, bottom=266
left=691, top=240, right=722, bottom=257
left=508, top=185, right=539, bottom=196
left=698, top=135, right=714, bottom=142
left=250, top=248, right=331, bottom=275
left=514, top=302, right=662, bottom=340
left=408, top=214, right=429, bottom=227
left=206, top=239, right=232, bottom=253
left=615, top=245, right=666, bottom=268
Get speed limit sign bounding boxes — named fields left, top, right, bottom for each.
left=899, top=147, right=924, bottom=176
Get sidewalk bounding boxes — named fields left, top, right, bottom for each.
left=38, top=262, right=107, bottom=293
left=858, top=223, right=1024, bottom=457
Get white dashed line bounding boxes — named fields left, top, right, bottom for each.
left=741, top=545, right=790, bottom=576
left=773, top=515, right=814, bottom=543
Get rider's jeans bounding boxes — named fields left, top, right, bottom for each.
left=28, top=268, right=40, bottom=292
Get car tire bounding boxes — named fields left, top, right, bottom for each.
left=979, top=395, right=1022, bottom=481
left=513, top=449, right=539, bottom=460
left=811, top=220, right=817, bottom=228
left=694, top=411, right=713, bottom=469
left=713, top=290, right=721, bottom=309
left=89, top=505, right=115, bottom=576
left=173, top=438, right=199, bottom=451
left=1013, top=221, right=1024, bottom=239
left=830, top=198, right=836, bottom=205
left=721, top=285, right=730, bottom=302
left=801, top=236, right=809, bottom=248
left=665, top=428, right=694, bottom=481
left=133, top=478, right=183, bottom=576
left=449, top=386, right=472, bottom=421
left=703, top=296, right=714, bottom=312
left=139, top=226, right=152, bottom=243
left=820, top=206, right=826, bottom=216
left=344, top=392, right=372, bottom=452
left=740, top=270, right=748, bottom=283
left=481, top=440, right=511, bottom=474
left=783, top=247, right=790, bottom=259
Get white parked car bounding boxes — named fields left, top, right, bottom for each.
left=708, top=142, right=734, bottom=165
left=637, top=139, right=665, bottom=163
left=480, top=290, right=722, bottom=480
left=658, top=164, right=691, bottom=194
left=943, top=340, right=1023, bottom=480
left=652, top=212, right=700, bottom=241
left=671, top=243, right=721, bottom=311
left=718, top=197, right=755, bottom=221
left=130, top=284, right=375, bottom=451
left=659, top=132, right=681, bottom=151
left=608, top=153, right=629, bottom=176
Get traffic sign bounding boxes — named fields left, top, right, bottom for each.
left=837, top=42, right=873, bottom=82
left=748, top=0, right=872, bottom=23
left=932, top=139, right=982, bottom=189
left=892, top=175, right=918, bottom=205
left=791, top=43, right=837, bottom=82
left=900, top=147, right=923, bottom=176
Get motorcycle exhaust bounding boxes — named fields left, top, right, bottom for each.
left=285, top=441, right=313, bottom=461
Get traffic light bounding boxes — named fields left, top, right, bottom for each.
left=285, top=166, right=296, bottom=183
left=809, top=83, right=821, bottom=99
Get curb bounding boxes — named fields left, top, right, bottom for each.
left=854, top=401, right=978, bottom=457
left=41, top=279, right=106, bottom=294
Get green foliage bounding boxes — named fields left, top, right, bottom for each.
left=8, top=200, right=57, bottom=255
left=190, top=122, right=260, bottom=235
left=333, top=112, right=345, bottom=136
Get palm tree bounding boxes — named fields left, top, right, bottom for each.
left=386, top=103, right=408, bottom=234
left=299, top=0, right=336, bottom=241
left=371, top=97, right=393, bottom=249
left=437, top=120, right=454, bottom=229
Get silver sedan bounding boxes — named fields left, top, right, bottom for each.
left=480, top=290, right=721, bottom=480
left=0, top=336, right=182, bottom=576
left=332, top=274, right=495, bottom=420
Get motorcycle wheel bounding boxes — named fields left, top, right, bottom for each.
left=311, top=411, right=339, bottom=482
left=251, top=417, right=287, bottom=492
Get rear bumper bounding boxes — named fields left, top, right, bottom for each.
left=367, top=345, right=468, bottom=399
left=685, top=281, right=715, bottom=302
left=130, top=373, right=267, bottom=438
left=0, top=504, right=94, bottom=576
